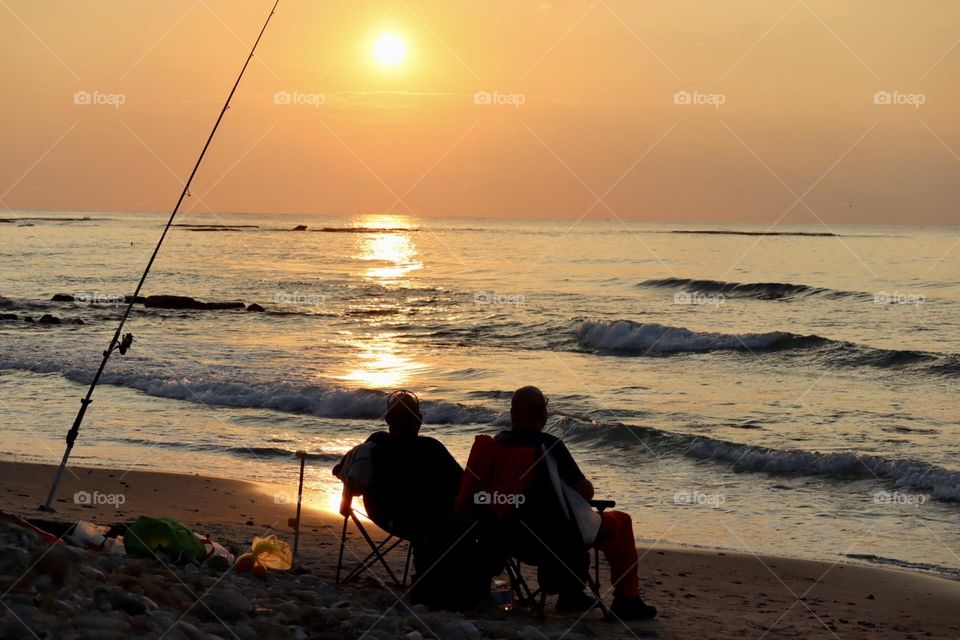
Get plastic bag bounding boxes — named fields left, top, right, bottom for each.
left=235, top=535, right=292, bottom=577
left=66, top=521, right=110, bottom=550
left=194, top=533, right=236, bottom=571
left=124, top=516, right=207, bottom=563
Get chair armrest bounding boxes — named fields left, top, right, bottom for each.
left=589, top=499, right=615, bottom=511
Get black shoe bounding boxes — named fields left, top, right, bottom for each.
left=556, top=590, right=596, bottom=613
left=611, top=595, right=657, bottom=620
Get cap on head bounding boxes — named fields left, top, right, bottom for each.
left=384, top=389, right=422, bottom=435
left=510, top=385, right=548, bottom=431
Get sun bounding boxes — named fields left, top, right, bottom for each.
left=372, top=33, right=406, bottom=67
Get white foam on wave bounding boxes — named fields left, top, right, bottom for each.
left=0, top=356, right=496, bottom=425
left=684, top=436, right=960, bottom=501
left=576, top=320, right=798, bottom=353
left=554, top=414, right=960, bottom=502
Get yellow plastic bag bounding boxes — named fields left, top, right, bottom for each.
left=251, top=535, right=292, bottom=569
left=235, top=534, right=292, bottom=576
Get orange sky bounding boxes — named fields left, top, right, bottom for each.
left=1, top=1, right=958, bottom=224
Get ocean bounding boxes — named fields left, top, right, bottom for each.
left=1, top=211, right=957, bottom=579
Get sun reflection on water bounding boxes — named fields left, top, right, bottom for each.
left=353, top=214, right=422, bottom=281
left=336, top=333, right=424, bottom=389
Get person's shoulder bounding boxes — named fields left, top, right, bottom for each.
left=538, top=431, right=560, bottom=443
left=366, top=431, right=390, bottom=444
left=416, top=435, right=451, bottom=451
left=537, top=431, right=563, bottom=448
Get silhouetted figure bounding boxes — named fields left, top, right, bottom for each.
left=495, top=386, right=657, bottom=620
left=334, top=390, right=486, bottom=608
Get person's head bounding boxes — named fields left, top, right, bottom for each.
left=510, top=385, right=548, bottom=432
left=384, top=389, right=422, bottom=437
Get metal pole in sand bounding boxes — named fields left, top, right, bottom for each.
left=292, top=450, right=307, bottom=563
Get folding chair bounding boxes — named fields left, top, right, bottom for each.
left=334, top=484, right=412, bottom=588
left=502, top=500, right=615, bottom=620
left=504, top=556, right=547, bottom=617
left=455, top=435, right=615, bottom=619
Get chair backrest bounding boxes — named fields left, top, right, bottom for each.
left=454, top=433, right=590, bottom=593
left=454, top=434, right=540, bottom=521
left=341, top=434, right=460, bottom=541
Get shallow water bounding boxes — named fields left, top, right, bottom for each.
left=1, top=211, right=958, bottom=578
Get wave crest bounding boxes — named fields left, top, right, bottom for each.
left=576, top=320, right=818, bottom=354
left=638, top=277, right=853, bottom=300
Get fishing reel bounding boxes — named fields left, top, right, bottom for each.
left=105, top=333, right=134, bottom=357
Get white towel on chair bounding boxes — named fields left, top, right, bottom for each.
left=338, top=441, right=375, bottom=494
left=543, top=446, right=602, bottom=545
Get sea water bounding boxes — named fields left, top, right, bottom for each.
left=1, top=211, right=957, bottom=578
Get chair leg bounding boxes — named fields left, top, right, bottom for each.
left=505, top=558, right=532, bottom=602
left=594, top=544, right=600, bottom=591
left=341, top=536, right=402, bottom=584
left=505, top=558, right=546, bottom=618
left=335, top=515, right=349, bottom=584
left=590, top=545, right=612, bottom=620
left=349, top=515, right=405, bottom=586
left=336, top=512, right=408, bottom=587
left=402, top=540, right=412, bottom=587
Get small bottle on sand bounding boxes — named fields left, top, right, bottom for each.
left=492, top=576, right=512, bottom=611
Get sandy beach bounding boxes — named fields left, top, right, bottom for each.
left=2, top=460, right=957, bottom=639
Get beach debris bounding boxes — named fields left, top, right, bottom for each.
left=124, top=516, right=207, bottom=564
left=246, top=303, right=266, bottom=312
left=64, top=520, right=110, bottom=550
left=38, top=314, right=61, bottom=325
left=235, top=535, right=293, bottom=578
left=292, top=224, right=308, bottom=231
left=0, top=518, right=576, bottom=640
left=198, top=534, right=235, bottom=571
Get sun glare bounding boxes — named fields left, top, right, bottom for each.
left=372, top=33, right=406, bottom=67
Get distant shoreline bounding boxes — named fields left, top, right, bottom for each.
left=3, top=208, right=959, bottom=230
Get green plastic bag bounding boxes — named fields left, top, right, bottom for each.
left=124, top=516, right=206, bottom=563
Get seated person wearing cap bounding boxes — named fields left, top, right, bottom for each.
left=334, top=390, right=485, bottom=608
left=495, top=385, right=657, bottom=620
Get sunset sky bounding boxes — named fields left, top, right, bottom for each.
left=2, top=0, right=958, bottom=224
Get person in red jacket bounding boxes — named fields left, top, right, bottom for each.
left=496, top=386, right=657, bottom=620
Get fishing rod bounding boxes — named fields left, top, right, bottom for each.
left=42, top=0, right=280, bottom=511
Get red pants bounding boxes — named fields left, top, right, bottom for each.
left=596, top=510, right=639, bottom=598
